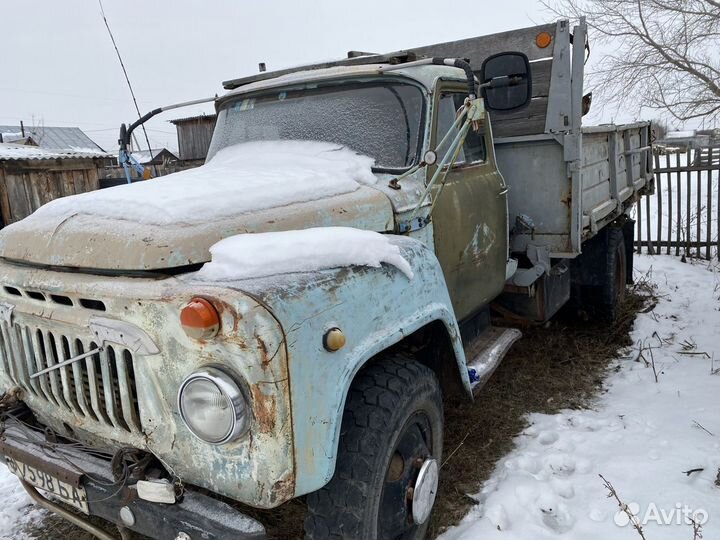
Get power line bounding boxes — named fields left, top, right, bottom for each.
left=97, top=0, right=157, bottom=173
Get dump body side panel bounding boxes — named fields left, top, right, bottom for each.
left=496, top=123, right=652, bottom=258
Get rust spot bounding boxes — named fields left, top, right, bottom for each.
left=255, top=332, right=270, bottom=368
left=270, top=475, right=295, bottom=504
left=251, top=384, right=277, bottom=434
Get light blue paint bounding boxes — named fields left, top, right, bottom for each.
left=239, top=236, right=469, bottom=496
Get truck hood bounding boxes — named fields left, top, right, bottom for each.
left=0, top=141, right=395, bottom=272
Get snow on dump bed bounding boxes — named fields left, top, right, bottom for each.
left=440, top=254, right=720, bottom=540
left=28, top=141, right=376, bottom=225
left=192, top=227, right=413, bottom=281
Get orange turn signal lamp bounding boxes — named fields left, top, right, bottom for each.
left=536, top=31, right=552, bottom=49
left=181, top=297, right=220, bottom=340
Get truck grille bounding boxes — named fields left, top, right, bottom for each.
left=0, top=320, right=142, bottom=434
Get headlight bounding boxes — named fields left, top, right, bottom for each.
left=178, top=367, right=250, bottom=444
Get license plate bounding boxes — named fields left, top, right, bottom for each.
left=5, top=456, right=89, bottom=514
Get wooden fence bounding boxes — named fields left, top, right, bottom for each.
left=0, top=156, right=108, bottom=227
left=636, top=145, right=720, bottom=260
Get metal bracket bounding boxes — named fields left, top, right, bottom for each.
left=527, top=243, right=552, bottom=274
left=398, top=216, right=431, bottom=234
left=89, top=317, right=160, bottom=355
left=0, top=302, right=15, bottom=324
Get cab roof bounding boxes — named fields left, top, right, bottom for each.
left=221, top=63, right=468, bottom=101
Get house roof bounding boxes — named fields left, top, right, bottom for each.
left=130, top=148, right=178, bottom=164
left=666, top=130, right=696, bottom=139
left=169, top=114, right=217, bottom=125
left=0, top=125, right=105, bottom=152
left=0, top=143, right=111, bottom=161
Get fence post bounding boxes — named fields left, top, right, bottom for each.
left=669, top=152, right=675, bottom=255
left=668, top=152, right=682, bottom=257
left=645, top=178, right=653, bottom=254
left=685, top=148, right=692, bottom=257
left=693, top=148, right=700, bottom=258
left=707, top=148, right=713, bottom=260
left=655, top=152, right=662, bottom=255
left=637, top=186, right=643, bottom=254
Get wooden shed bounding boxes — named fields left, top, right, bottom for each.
left=170, top=114, right=217, bottom=162
left=0, top=143, right=112, bottom=227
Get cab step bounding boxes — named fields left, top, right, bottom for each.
left=464, top=326, right=522, bottom=394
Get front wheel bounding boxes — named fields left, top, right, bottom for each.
left=305, top=358, right=443, bottom=540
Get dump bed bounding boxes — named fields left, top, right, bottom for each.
left=495, top=121, right=652, bottom=257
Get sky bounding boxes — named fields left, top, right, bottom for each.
left=0, top=0, right=641, bottom=153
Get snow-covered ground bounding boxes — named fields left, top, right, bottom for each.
left=0, top=465, right=45, bottom=539
left=441, top=254, right=720, bottom=540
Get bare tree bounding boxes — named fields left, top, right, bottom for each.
left=544, top=0, right=720, bottom=123
left=650, top=118, right=668, bottom=139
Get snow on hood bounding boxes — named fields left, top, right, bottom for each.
left=191, top=227, right=413, bottom=282
left=30, top=140, right=377, bottom=226
left=0, top=141, right=395, bottom=271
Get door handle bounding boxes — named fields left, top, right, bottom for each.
left=497, top=187, right=509, bottom=197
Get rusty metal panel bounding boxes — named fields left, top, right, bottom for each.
left=235, top=236, right=468, bottom=497
left=0, top=260, right=295, bottom=509
left=430, top=145, right=508, bottom=319
left=495, top=136, right=573, bottom=255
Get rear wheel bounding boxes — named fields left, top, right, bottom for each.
left=569, top=224, right=627, bottom=321
left=304, top=358, right=443, bottom=540
left=598, top=227, right=627, bottom=320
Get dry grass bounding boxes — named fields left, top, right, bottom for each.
left=20, top=286, right=651, bottom=540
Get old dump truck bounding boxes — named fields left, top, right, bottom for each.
left=0, top=18, right=651, bottom=540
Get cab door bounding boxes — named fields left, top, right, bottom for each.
left=430, top=87, right=508, bottom=321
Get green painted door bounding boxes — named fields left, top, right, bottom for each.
left=430, top=89, right=508, bottom=321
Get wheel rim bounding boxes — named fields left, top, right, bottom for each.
left=378, top=412, right=436, bottom=540
left=412, top=458, right=439, bottom=524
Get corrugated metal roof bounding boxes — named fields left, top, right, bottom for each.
left=0, top=125, right=105, bottom=152
left=0, top=143, right=112, bottom=161
left=130, top=148, right=178, bottom=164
left=169, top=114, right=217, bottom=124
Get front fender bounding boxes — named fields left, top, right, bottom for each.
left=240, top=236, right=469, bottom=496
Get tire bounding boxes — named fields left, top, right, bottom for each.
left=305, top=358, right=443, bottom=540
left=569, top=225, right=627, bottom=321
left=597, top=226, right=627, bottom=321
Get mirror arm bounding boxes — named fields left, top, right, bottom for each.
left=431, top=58, right=477, bottom=99
left=478, top=76, right=523, bottom=91
left=118, top=95, right=217, bottom=151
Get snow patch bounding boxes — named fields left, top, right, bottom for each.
left=68, top=146, right=107, bottom=154
left=29, top=140, right=377, bottom=225
left=192, top=227, right=413, bottom=281
left=666, top=130, right=696, bottom=138
left=0, top=462, right=45, bottom=539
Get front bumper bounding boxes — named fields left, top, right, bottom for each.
left=0, top=418, right=266, bottom=540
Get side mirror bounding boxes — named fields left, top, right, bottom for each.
left=480, top=52, right=532, bottom=111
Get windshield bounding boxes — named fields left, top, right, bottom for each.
left=208, top=80, right=425, bottom=170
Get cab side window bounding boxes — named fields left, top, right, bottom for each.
left=436, top=93, right=486, bottom=165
